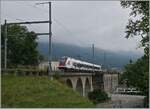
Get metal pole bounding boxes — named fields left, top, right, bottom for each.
left=7, top=20, right=50, bottom=25
left=104, top=52, right=106, bottom=69
left=4, top=19, right=7, bottom=70
left=48, top=2, right=52, bottom=75
left=92, top=44, right=94, bottom=72
left=35, top=2, right=53, bottom=77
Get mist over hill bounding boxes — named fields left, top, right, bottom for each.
left=37, top=42, right=142, bottom=70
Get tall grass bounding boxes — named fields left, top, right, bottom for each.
left=1, top=75, right=94, bottom=108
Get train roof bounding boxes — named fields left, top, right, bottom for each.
left=62, top=56, right=101, bottom=67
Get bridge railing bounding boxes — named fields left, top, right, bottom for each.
left=1, top=68, right=48, bottom=76
left=113, top=87, right=142, bottom=95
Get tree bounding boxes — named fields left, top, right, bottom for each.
left=122, top=56, right=148, bottom=94
left=120, top=1, right=149, bottom=107
left=121, top=1, right=149, bottom=56
left=1, top=24, right=43, bottom=67
left=121, top=55, right=149, bottom=107
left=88, top=89, right=109, bottom=104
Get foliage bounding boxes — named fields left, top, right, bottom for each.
left=144, top=96, right=149, bottom=108
left=1, top=75, right=94, bottom=108
left=121, top=55, right=149, bottom=94
left=53, top=72, right=61, bottom=80
left=120, top=1, right=149, bottom=107
left=121, top=55, right=149, bottom=107
left=121, top=1, right=149, bottom=56
left=88, top=89, right=109, bottom=104
left=1, top=24, right=43, bottom=68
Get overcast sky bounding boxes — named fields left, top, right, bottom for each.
left=1, top=1, right=143, bottom=54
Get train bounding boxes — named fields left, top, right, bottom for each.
left=58, top=56, right=102, bottom=72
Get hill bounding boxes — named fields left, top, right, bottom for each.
left=38, top=42, right=142, bottom=70
left=1, top=75, right=94, bottom=108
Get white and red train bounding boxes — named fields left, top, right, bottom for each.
left=58, top=56, right=102, bottom=72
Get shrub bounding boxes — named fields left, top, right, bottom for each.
left=144, top=96, right=149, bottom=108
left=88, top=89, right=109, bottom=104
left=53, top=72, right=61, bottom=80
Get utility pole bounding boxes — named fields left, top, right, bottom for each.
left=104, top=52, right=106, bottom=69
left=6, top=20, right=51, bottom=71
left=4, top=19, right=7, bottom=70
left=36, top=2, right=52, bottom=77
left=4, top=2, right=52, bottom=77
left=49, top=2, right=52, bottom=75
left=92, top=44, right=94, bottom=72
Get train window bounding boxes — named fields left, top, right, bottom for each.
left=85, top=65, right=88, bottom=68
left=77, top=63, right=82, bottom=67
left=67, top=61, right=70, bottom=65
left=73, top=63, right=75, bottom=66
left=96, top=67, right=99, bottom=69
left=80, top=63, right=84, bottom=68
left=59, top=57, right=67, bottom=66
left=90, top=66, right=92, bottom=69
left=76, top=63, right=79, bottom=67
left=73, top=62, right=77, bottom=67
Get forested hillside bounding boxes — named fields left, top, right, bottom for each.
left=38, top=42, right=142, bottom=70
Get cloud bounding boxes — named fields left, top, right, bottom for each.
left=1, top=1, right=143, bottom=54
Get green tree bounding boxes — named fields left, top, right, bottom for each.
left=121, top=1, right=149, bottom=56
left=88, top=89, right=109, bottom=104
left=1, top=24, right=43, bottom=67
left=122, top=56, right=148, bottom=94
left=120, top=1, right=149, bottom=107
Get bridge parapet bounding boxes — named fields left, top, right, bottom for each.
left=52, top=72, right=94, bottom=76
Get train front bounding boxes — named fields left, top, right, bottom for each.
left=58, top=57, right=68, bottom=70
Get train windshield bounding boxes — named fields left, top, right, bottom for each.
left=59, top=57, right=67, bottom=66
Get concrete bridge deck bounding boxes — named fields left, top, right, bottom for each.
left=50, top=72, right=94, bottom=76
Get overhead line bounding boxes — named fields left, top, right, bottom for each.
left=7, top=20, right=50, bottom=25
left=23, top=2, right=76, bottom=35
left=22, top=2, right=88, bottom=46
left=7, top=33, right=50, bottom=36
left=22, top=2, right=48, bottom=14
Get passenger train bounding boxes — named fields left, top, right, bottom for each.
left=58, top=56, right=102, bottom=72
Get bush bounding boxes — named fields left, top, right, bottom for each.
left=144, top=96, right=149, bottom=108
left=88, top=89, right=109, bottom=104
left=53, top=72, right=61, bottom=80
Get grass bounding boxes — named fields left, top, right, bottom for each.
left=1, top=75, right=94, bottom=108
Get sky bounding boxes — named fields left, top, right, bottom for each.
left=1, top=1, right=144, bottom=54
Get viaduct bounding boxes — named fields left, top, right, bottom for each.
left=52, top=71, right=119, bottom=97
left=39, top=61, right=119, bottom=96
left=3, top=68, right=119, bottom=97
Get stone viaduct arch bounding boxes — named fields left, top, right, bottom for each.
left=66, top=79, right=73, bottom=88
left=62, top=74, right=93, bottom=97
left=85, top=78, right=91, bottom=96
left=76, top=78, right=83, bottom=96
